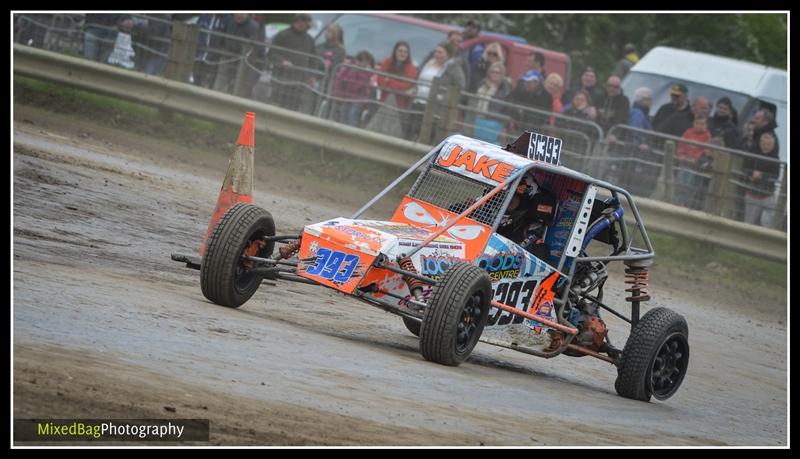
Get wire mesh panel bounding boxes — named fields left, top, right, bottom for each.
left=14, top=14, right=85, bottom=54
left=408, top=165, right=509, bottom=227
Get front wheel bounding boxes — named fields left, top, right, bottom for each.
left=419, top=263, right=492, bottom=366
left=200, top=203, right=275, bottom=308
left=615, top=307, right=689, bottom=402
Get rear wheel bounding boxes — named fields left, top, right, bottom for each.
left=615, top=307, right=689, bottom=402
left=419, top=263, right=492, bottom=366
left=200, top=203, right=275, bottom=308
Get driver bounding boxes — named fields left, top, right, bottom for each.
left=497, top=176, right=534, bottom=242
left=498, top=174, right=552, bottom=261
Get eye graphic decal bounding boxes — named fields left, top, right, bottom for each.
left=403, top=201, right=440, bottom=226
left=447, top=225, right=485, bottom=241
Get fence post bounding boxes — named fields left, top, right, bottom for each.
left=435, top=85, right=461, bottom=144
left=232, top=50, right=250, bottom=97
left=773, top=165, right=788, bottom=230
left=418, top=78, right=440, bottom=144
left=708, top=149, right=732, bottom=216
left=164, top=21, right=198, bottom=83
left=662, top=140, right=675, bottom=204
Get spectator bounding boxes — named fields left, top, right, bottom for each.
left=462, top=18, right=484, bottom=84
left=472, top=62, right=512, bottom=144
left=611, top=86, right=655, bottom=196
left=83, top=14, right=128, bottom=63
left=653, top=83, right=689, bottom=135
left=376, top=41, right=418, bottom=139
left=134, top=14, right=172, bottom=76
left=613, top=43, right=639, bottom=79
left=531, top=52, right=547, bottom=79
left=737, top=119, right=757, bottom=152
left=562, top=66, right=604, bottom=108
left=595, top=75, right=630, bottom=133
left=409, top=42, right=466, bottom=142
left=376, top=41, right=417, bottom=108
left=212, top=14, right=264, bottom=96
left=741, top=131, right=780, bottom=226
left=269, top=13, right=316, bottom=111
left=628, top=86, right=653, bottom=145
left=192, top=14, right=228, bottom=88
left=508, top=70, right=552, bottom=129
left=332, top=50, right=375, bottom=127
left=563, top=90, right=597, bottom=122
left=709, top=97, right=739, bottom=148
left=106, top=16, right=136, bottom=70
left=543, top=73, right=564, bottom=126
left=469, top=42, right=505, bottom=93
left=419, top=30, right=463, bottom=69
left=474, top=62, right=512, bottom=112
left=316, top=23, right=346, bottom=74
left=667, top=95, right=713, bottom=138
left=675, top=116, right=713, bottom=209
left=749, top=108, right=779, bottom=155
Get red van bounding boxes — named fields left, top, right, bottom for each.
left=311, top=13, right=571, bottom=86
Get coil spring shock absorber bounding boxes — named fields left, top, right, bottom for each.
left=624, top=262, right=651, bottom=326
left=397, top=256, right=425, bottom=301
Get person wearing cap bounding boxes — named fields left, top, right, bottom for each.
left=653, top=83, right=691, bottom=136
left=268, top=13, right=315, bottom=111
left=664, top=94, right=711, bottom=139
left=562, top=66, right=604, bottom=109
left=709, top=97, right=739, bottom=148
left=508, top=70, right=552, bottom=128
left=613, top=43, right=639, bottom=79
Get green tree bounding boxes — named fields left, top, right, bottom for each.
left=414, top=12, right=787, bottom=87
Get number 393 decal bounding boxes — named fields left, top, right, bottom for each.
left=305, top=248, right=361, bottom=283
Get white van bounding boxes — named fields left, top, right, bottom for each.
left=621, top=46, right=787, bottom=162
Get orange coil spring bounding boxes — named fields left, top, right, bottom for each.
left=624, top=267, right=651, bottom=302
left=397, top=256, right=425, bottom=293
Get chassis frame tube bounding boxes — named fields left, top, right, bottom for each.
left=491, top=300, right=578, bottom=335
left=565, top=344, right=617, bottom=364
left=580, top=293, right=632, bottom=324
left=351, top=140, right=447, bottom=220
left=378, top=262, right=437, bottom=285
left=356, top=291, right=424, bottom=320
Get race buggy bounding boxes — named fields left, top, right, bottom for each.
left=176, top=131, right=689, bottom=402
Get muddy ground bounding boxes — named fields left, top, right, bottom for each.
left=12, top=104, right=787, bottom=446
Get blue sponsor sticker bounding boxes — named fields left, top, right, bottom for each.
left=305, top=248, right=360, bottom=283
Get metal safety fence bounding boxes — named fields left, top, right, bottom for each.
left=600, top=125, right=787, bottom=230
left=13, top=13, right=788, bottom=233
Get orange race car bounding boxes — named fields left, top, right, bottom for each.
left=179, top=131, right=689, bottom=402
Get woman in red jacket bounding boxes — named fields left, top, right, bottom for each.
left=377, top=41, right=418, bottom=139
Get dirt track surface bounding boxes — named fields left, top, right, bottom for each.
left=13, top=106, right=787, bottom=446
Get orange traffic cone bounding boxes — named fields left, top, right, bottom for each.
left=199, top=112, right=256, bottom=257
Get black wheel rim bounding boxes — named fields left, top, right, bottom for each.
left=234, top=230, right=270, bottom=294
left=456, top=292, right=485, bottom=353
left=649, top=332, right=689, bottom=400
